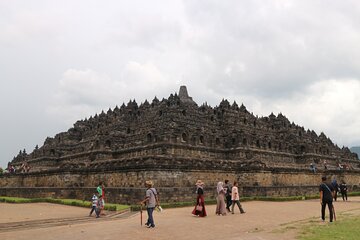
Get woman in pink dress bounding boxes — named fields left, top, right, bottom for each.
left=215, top=181, right=227, bottom=216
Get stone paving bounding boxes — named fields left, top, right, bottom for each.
left=1, top=197, right=360, bottom=240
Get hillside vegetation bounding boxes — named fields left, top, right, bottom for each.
left=350, top=146, right=360, bottom=159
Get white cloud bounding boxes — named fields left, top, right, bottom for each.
left=47, top=62, right=176, bottom=124
left=182, top=0, right=360, bottom=98
left=2, top=0, right=360, bottom=167
left=241, top=79, right=360, bottom=147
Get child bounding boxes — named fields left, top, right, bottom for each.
left=89, top=193, right=98, bottom=216
left=95, top=195, right=103, bottom=218
left=231, top=181, right=245, bottom=214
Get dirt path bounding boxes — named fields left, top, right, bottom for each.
left=1, top=197, right=359, bottom=240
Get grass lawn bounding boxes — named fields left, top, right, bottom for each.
left=299, top=216, right=360, bottom=240
left=0, top=196, right=129, bottom=211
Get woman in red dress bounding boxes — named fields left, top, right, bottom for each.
left=192, top=180, right=207, bottom=217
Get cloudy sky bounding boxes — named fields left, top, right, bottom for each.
left=1, top=0, right=360, bottom=168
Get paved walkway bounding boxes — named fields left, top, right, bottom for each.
left=0, top=197, right=360, bottom=240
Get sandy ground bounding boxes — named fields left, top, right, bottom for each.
left=0, top=203, right=90, bottom=223
left=1, top=197, right=360, bottom=240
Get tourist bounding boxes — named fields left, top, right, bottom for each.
left=96, top=182, right=104, bottom=215
left=89, top=193, right=98, bottom=217
left=101, top=182, right=106, bottom=214
left=97, top=182, right=102, bottom=196
left=310, top=162, right=316, bottom=173
left=215, top=181, right=227, bottom=216
left=140, top=180, right=159, bottom=228
left=95, top=194, right=103, bottom=218
left=319, top=176, right=335, bottom=222
left=331, top=178, right=339, bottom=201
left=192, top=180, right=207, bottom=217
left=224, top=179, right=232, bottom=212
left=8, top=164, right=15, bottom=174
left=337, top=162, right=343, bottom=171
left=323, top=160, right=328, bottom=170
left=339, top=181, right=348, bottom=201
left=231, top=181, right=245, bottom=214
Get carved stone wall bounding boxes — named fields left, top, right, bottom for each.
left=1, top=167, right=359, bottom=204
left=10, top=86, right=358, bottom=172
left=3, top=86, right=359, bottom=203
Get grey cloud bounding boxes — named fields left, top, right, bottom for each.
left=182, top=0, right=360, bottom=98
left=1, top=0, right=360, bottom=167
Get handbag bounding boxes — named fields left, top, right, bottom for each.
left=156, top=205, right=163, bottom=212
left=196, top=204, right=203, bottom=211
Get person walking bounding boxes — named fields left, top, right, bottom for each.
left=192, top=180, right=207, bottom=217
left=310, top=162, right=316, bottom=173
left=231, top=181, right=245, bottom=214
left=140, top=180, right=159, bottom=228
left=224, top=180, right=232, bottom=212
left=95, top=195, right=103, bottom=218
left=215, top=181, right=227, bottom=216
left=319, top=176, right=335, bottom=222
left=339, top=181, right=348, bottom=201
left=101, top=182, right=106, bottom=214
left=331, top=178, right=339, bottom=201
left=96, top=181, right=106, bottom=215
left=97, top=182, right=102, bottom=197
left=89, top=193, right=98, bottom=217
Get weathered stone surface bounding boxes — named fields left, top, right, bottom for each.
left=2, top=86, right=359, bottom=204
left=0, top=169, right=358, bottom=204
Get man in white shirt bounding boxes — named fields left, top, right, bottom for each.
left=231, top=181, right=245, bottom=214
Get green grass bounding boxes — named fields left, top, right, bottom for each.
left=348, top=192, right=360, bottom=197
left=299, top=216, right=360, bottom=240
left=0, top=196, right=129, bottom=211
left=3, top=192, right=360, bottom=212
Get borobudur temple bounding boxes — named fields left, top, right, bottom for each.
left=1, top=86, right=359, bottom=204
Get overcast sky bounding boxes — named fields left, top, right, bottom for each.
left=1, top=0, right=360, bottom=168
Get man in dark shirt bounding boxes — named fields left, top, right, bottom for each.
left=224, top=180, right=232, bottom=212
left=331, top=179, right=339, bottom=201
left=339, top=181, right=348, bottom=201
left=319, top=176, right=335, bottom=222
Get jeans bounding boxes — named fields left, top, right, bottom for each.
left=321, top=201, right=333, bottom=222
left=95, top=207, right=100, bottom=218
left=341, top=191, right=348, bottom=201
left=89, top=206, right=96, bottom=216
left=146, top=207, right=155, bottom=227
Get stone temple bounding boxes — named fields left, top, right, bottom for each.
left=1, top=86, right=359, bottom=204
